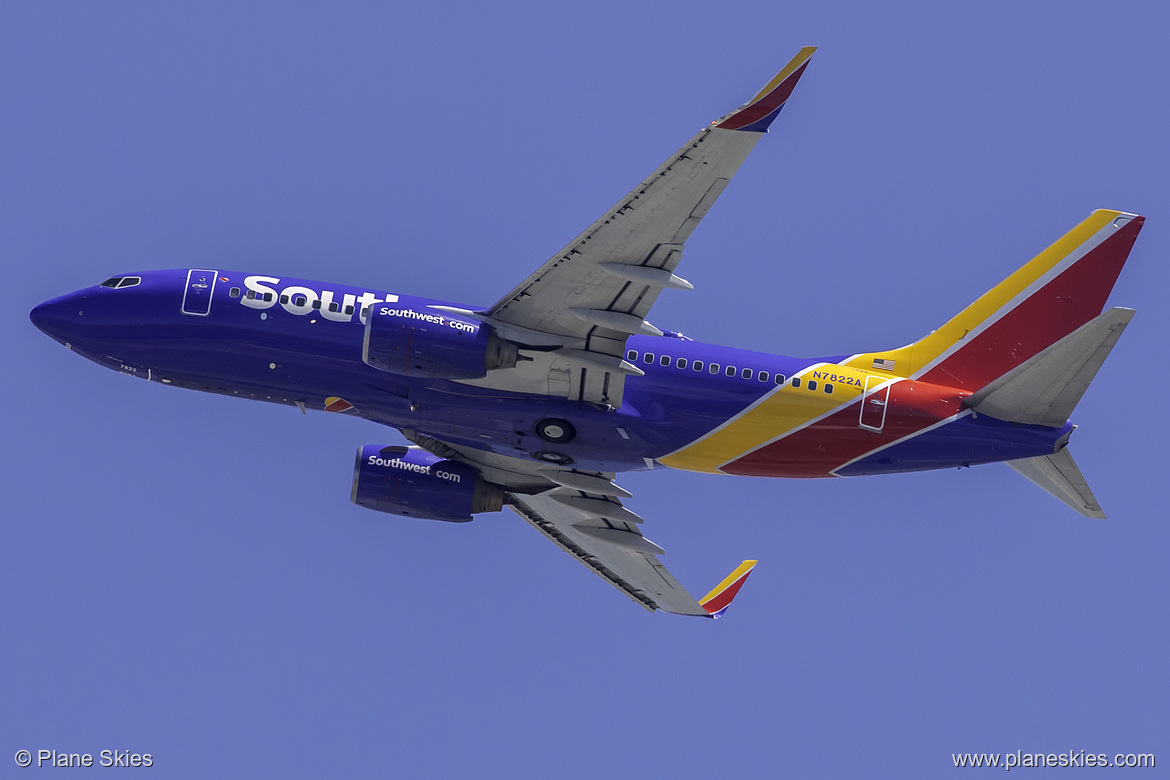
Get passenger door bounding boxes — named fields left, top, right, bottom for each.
left=860, top=375, right=894, bottom=432
left=181, top=269, right=218, bottom=316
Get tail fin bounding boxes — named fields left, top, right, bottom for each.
left=847, top=210, right=1144, bottom=391
left=1007, top=447, right=1105, bottom=519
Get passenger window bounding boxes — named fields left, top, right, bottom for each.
left=643, top=353, right=654, bottom=364
left=344, top=305, right=354, bottom=315
left=825, top=383, right=833, bottom=394
left=741, top=368, right=753, bottom=380
left=692, top=361, right=704, bottom=371
left=229, top=287, right=241, bottom=298
left=264, top=292, right=273, bottom=302
left=660, top=355, right=670, bottom=366
left=246, top=289, right=256, bottom=299
left=775, top=374, right=786, bottom=384
left=725, top=366, right=736, bottom=377
left=312, top=300, right=322, bottom=310
left=807, top=380, right=818, bottom=391
left=329, top=302, right=339, bottom=313
left=294, top=295, right=307, bottom=306
left=675, top=358, right=687, bottom=369
left=627, top=350, right=638, bottom=361
left=280, top=295, right=290, bottom=304
left=758, top=371, right=769, bottom=382
left=792, top=377, right=801, bottom=388
left=709, top=363, right=720, bottom=374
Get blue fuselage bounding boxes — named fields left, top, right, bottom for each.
left=31, top=269, right=1070, bottom=476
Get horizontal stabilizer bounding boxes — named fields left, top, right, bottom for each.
left=967, top=307, right=1135, bottom=427
left=1007, top=448, right=1105, bottom=519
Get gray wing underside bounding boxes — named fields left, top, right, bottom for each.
left=403, top=430, right=707, bottom=615
left=508, top=492, right=707, bottom=616
left=463, top=126, right=764, bottom=407
left=488, top=124, right=764, bottom=339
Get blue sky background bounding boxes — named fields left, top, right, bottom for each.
left=3, top=2, right=1167, bottom=776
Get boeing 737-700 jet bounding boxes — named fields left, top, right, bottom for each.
left=31, top=48, right=1144, bottom=617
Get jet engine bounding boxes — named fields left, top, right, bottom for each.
left=362, top=304, right=517, bottom=379
left=351, top=444, right=505, bottom=523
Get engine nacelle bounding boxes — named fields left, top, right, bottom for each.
left=362, top=304, right=518, bottom=379
left=351, top=445, right=504, bottom=523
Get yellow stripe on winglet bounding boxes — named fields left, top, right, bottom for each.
left=746, top=47, right=818, bottom=105
left=700, top=560, right=758, bottom=605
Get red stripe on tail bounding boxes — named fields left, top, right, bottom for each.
left=923, top=216, right=1143, bottom=391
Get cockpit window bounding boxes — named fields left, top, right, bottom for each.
left=100, top=276, right=141, bottom=289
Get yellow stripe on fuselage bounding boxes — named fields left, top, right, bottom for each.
left=658, top=363, right=874, bottom=473
left=843, top=209, right=1120, bottom=378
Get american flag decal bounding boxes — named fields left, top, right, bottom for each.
left=872, top=358, right=896, bottom=370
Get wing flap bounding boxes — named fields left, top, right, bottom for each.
left=572, top=524, right=666, bottom=555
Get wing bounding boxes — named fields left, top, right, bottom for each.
left=454, top=48, right=816, bottom=407
left=509, top=491, right=756, bottom=617
left=403, top=430, right=758, bottom=617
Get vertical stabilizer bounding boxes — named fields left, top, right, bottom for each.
left=1007, top=448, right=1105, bottom=519
left=846, top=211, right=1143, bottom=391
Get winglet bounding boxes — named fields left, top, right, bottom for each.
left=698, top=560, right=759, bottom=618
left=714, top=47, right=816, bottom=132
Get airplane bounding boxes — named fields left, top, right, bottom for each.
left=30, top=47, right=1144, bottom=618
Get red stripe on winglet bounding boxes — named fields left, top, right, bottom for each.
left=701, top=570, right=754, bottom=614
left=716, top=62, right=810, bottom=131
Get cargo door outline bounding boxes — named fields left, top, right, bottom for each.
left=181, top=269, right=218, bottom=316
left=860, top=375, right=895, bottom=432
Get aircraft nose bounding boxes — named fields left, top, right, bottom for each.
left=30, top=293, right=85, bottom=345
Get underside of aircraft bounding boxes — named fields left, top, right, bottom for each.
left=30, top=47, right=1144, bottom=616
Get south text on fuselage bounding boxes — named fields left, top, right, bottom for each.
left=240, top=274, right=400, bottom=324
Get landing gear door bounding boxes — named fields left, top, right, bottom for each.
left=860, top=375, right=894, bottom=432
left=181, top=269, right=218, bottom=316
